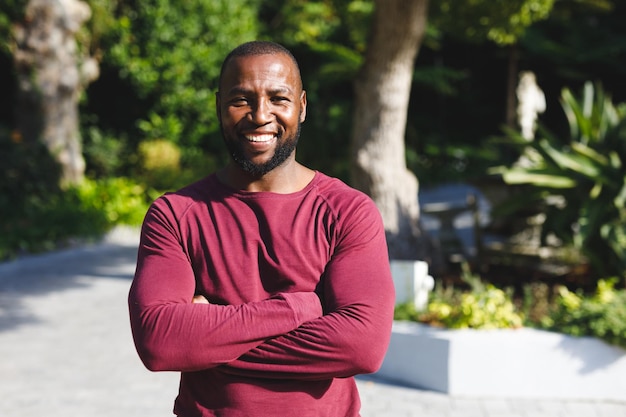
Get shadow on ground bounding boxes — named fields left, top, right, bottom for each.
left=0, top=241, right=138, bottom=333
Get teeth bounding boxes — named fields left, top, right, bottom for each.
left=245, top=134, right=274, bottom=143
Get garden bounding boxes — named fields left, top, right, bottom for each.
left=394, top=82, right=626, bottom=346
left=1, top=1, right=625, bottom=393
left=383, top=82, right=626, bottom=398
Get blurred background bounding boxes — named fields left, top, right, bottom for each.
left=1, top=0, right=625, bottom=342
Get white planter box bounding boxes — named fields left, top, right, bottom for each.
left=376, top=321, right=626, bottom=401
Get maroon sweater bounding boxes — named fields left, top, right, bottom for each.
left=128, top=172, right=395, bottom=416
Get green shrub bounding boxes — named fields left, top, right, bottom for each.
left=536, top=279, right=626, bottom=349
left=103, top=0, right=259, bottom=151
left=395, top=269, right=626, bottom=349
left=0, top=133, right=64, bottom=258
left=0, top=176, right=149, bottom=260
left=71, top=177, right=149, bottom=228
left=137, top=139, right=182, bottom=190
left=82, top=125, right=128, bottom=178
left=492, top=82, right=626, bottom=282
left=137, top=139, right=218, bottom=193
left=395, top=264, right=523, bottom=330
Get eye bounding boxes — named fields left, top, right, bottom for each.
left=229, top=97, right=249, bottom=106
left=271, top=96, right=290, bottom=103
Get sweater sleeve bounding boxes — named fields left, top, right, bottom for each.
left=128, top=201, right=323, bottom=372
left=220, top=198, right=396, bottom=380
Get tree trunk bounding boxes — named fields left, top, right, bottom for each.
left=505, top=43, right=520, bottom=128
left=13, top=0, right=99, bottom=186
left=350, top=0, right=429, bottom=260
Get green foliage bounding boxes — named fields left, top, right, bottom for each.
left=535, top=280, right=626, bottom=348
left=492, top=82, right=626, bottom=280
left=0, top=132, right=148, bottom=259
left=262, top=1, right=339, bottom=45
left=395, top=271, right=626, bottom=348
left=0, top=0, right=28, bottom=52
left=100, top=0, right=259, bottom=152
left=71, top=177, right=149, bottom=228
left=431, top=0, right=556, bottom=45
left=0, top=176, right=149, bottom=260
left=137, top=139, right=181, bottom=189
left=521, top=0, right=619, bottom=85
left=2, top=0, right=624, bottom=260
left=135, top=139, right=218, bottom=193
left=0, top=131, right=63, bottom=258
left=256, top=0, right=373, bottom=180
left=395, top=264, right=524, bottom=329
left=82, top=126, right=128, bottom=178
left=0, top=130, right=63, bottom=209
left=261, top=0, right=372, bottom=52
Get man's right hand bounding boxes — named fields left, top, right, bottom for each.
left=192, top=294, right=210, bottom=304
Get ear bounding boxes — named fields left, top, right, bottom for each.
left=299, top=90, right=307, bottom=123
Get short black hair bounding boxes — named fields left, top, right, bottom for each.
left=218, top=41, right=302, bottom=90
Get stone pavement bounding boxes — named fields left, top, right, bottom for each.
left=1, top=227, right=625, bottom=417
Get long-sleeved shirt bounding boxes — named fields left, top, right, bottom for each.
left=128, top=171, right=395, bottom=416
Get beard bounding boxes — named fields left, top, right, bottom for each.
left=223, top=122, right=301, bottom=177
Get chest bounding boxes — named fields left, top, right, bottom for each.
left=182, top=197, right=336, bottom=303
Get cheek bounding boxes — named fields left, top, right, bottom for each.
left=280, top=109, right=302, bottom=125
left=222, top=109, right=245, bottom=126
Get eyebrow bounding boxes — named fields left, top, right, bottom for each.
left=226, top=86, right=295, bottom=96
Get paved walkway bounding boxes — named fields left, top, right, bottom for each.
left=1, top=228, right=625, bottom=417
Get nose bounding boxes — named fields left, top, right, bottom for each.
left=249, top=99, right=272, bottom=125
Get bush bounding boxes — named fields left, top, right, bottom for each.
left=0, top=175, right=149, bottom=260
left=137, top=139, right=219, bottom=194
left=534, top=279, right=626, bottom=349
left=82, top=125, right=128, bottom=178
left=137, top=139, right=182, bottom=190
left=394, top=268, right=626, bottom=349
left=0, top=132, right=63, bottom=258
left=70, top=177, right=149, bottom=228
left=99, top=0, right=259, bottom=152
left=395, top=264, right=523, bottom=330
left=492, top=82, right=626, bottom=282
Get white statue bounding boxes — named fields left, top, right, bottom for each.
left=516, top=71, right=546, bottom=141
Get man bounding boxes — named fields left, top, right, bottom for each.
left=128, top=40, right=395, bottom=417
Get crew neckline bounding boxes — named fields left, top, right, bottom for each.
left=209, top=171, right=321, bottom=199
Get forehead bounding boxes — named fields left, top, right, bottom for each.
left=220, top=53, right=301, bottom=93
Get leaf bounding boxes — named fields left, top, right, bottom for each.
left=614, top=181, right=626, bottom=209
left=609, top=151, right=622, bottom=170
left=590, top=183, right=602, bottom=199
left=502, top=169, right=577, bottom=188
left=538, top=139, right=600, bottom=178
left=571, top=142, right=608, bottom=166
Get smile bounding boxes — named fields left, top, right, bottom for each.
left=245, top=134, right=275, bottom=143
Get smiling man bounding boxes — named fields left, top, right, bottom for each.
left=128, top=41, right=395, bottom=417
left=218, top=46, right=305, bottom=182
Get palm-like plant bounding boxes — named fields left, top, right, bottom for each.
left=492, top=82, right=626, bottom=282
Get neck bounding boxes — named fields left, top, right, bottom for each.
left=217, top=160, right=315, bottom=193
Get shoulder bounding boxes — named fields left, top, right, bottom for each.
left=148, top=175, right=219, bottom=219
left=313, top=172, right=373, bottom=201
left=311, top=173, right=386, bottom=251
left=312, top=172, right=381, bottom=220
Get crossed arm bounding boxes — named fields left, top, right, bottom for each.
left=128, top=200, right=395, bottom=380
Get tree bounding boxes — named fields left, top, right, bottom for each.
left=350, top=0, right=429, bottom=260
left=92, top=0, right=259, bottom=153
left=256, top=0, right=371, bottom=181
left=351, top=0, right=565, bottom=260
left=429, top=0, right=556, bottom=130
left=12, top=0, right=99, bottom=186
